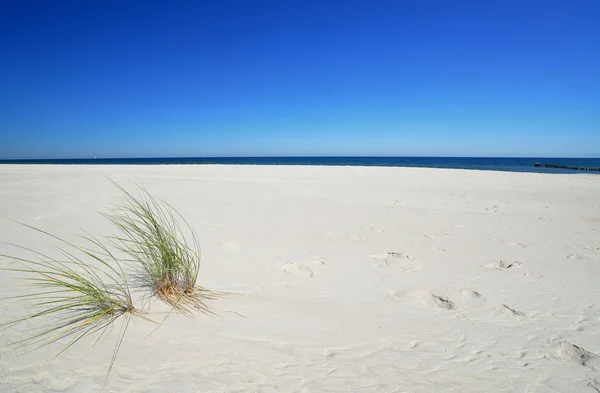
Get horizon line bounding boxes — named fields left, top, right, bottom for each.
left=1, top=155, right=599, bottom=161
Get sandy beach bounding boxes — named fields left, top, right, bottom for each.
left=0, top=164, right=599, bottom=393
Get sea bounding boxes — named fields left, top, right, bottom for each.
left=0, top=157, right=599, bottom=175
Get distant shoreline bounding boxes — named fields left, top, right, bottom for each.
left=1, top=156, right=599, bottom=175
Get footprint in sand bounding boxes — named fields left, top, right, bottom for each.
left=486, top=261, right=523, bottom=270
left=492, top=238, right=527, bottom=248
left=555, top=341, right=600, bottom=370
left=523, top=271, right=544, bottom=279
left=486, top=261, right=543, bottom=279
left=461, top=290, right=484, bottom=302
left=372, top=252, right=420, bottom=272
left=432, top=294, right=455, bottom=309
left=388, top=289, right=454, bottom=310
left=279, top=257, right=326, bottom=278
left=461, top=291, right=525, bottom=317
left=499, top=304, right=525, bottom=317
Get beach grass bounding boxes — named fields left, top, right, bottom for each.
left=104, top=180, right=213, bottom=315
left=0, top=224, right=142, bottom=380
left=0, top=180, right=214, bottom=382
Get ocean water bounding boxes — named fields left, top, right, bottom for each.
left=0, top=157, right=599, bottom=174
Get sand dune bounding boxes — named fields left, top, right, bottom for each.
left=1, top=164, right=599, bottom=392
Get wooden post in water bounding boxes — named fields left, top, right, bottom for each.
left=534, top=163, right=600, bottom=172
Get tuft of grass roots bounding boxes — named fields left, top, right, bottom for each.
left=105, top=180, right=213, bottom=315
left=0, top=224, right=143, bottom=380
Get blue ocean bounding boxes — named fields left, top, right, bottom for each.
left=1, top=157, right=599, bottom=175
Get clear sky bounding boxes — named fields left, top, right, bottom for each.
left=1, top=1, right=599, bottom=159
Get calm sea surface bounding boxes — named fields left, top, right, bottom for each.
left=1, top=157, right=599, bottom=174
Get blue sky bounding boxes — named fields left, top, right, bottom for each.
left=1, top=1, right=598, bottom=159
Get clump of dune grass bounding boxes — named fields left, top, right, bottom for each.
left=0, top=224, right=143, bottom=380
left=105, top=181, right=213, bottom=315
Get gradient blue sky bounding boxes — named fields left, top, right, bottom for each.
left=1, top=1, right=599, bottom=159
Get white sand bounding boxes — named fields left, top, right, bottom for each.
left=0, top=164, right=599, bottom=392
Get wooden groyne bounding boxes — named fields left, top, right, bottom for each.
left=534, top=163, right=600, bottom=172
